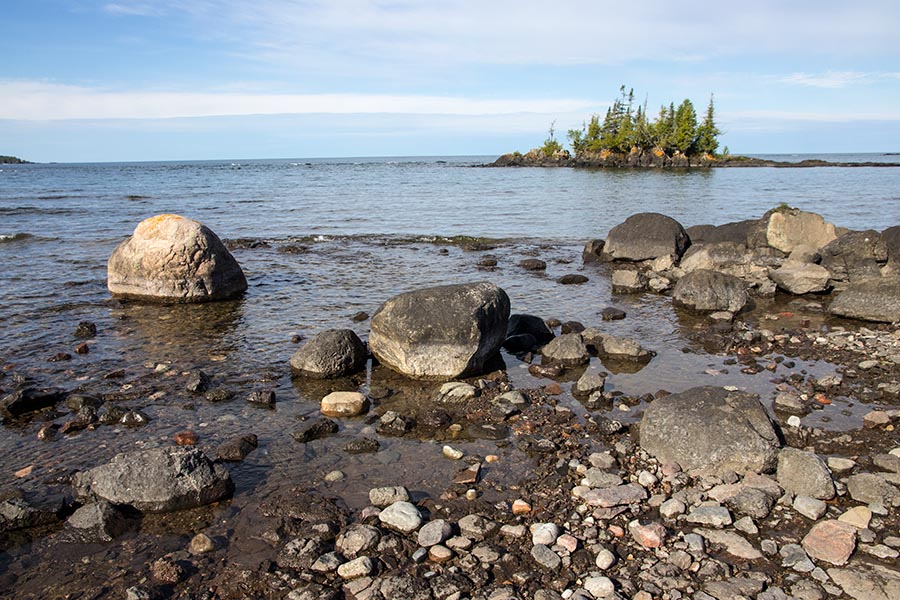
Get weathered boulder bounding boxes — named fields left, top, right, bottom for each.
left=369, top=282, right=510, bottom=380
left=882, top=225, right=900, bottom=274
left=639, top=386, right=780, bottom=476
left=507, top=314, right=555, bottom=346
left=769, top=262, right=831, bottom=294
left=686, top=220, right=756, bottom=245
left=820, top=230, right=889, bottom=287
left=540, top=333, right=590, bottom=367
left=829, top=277, right=900, bottom=323
left=776, top=448, right=835, bottom=500
left=602, top=213, right=690, bottom=262
left=756, top=208, right=837, bottom=253
left=289, top=329, right=367, bottom=379
left=611, top=269, right=646, bottom=293
left=108, top=214, right=247, bottom=302
left=72, top=447, right=233, bottom=513
left=673, top=269, right=749, bottom=313
left=829, top=561, right=900, bottom=600
left=66, top=501, right=133, bottom=542
left=582, top=329, right=652, bottom=361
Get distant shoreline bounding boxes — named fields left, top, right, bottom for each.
left=0, top=155, right=31, bottom=164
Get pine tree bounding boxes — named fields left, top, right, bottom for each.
left=696, top=94, right=722, bottom=155
left=673, top=99, right=698, bottom=154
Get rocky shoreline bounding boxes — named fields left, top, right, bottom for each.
left=2, top=209, right=900, bottom=599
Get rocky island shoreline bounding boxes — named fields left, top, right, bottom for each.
left=2, top=210, right=900, bottom=600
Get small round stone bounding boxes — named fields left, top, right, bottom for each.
left=189, top=533, right=216, bottom=554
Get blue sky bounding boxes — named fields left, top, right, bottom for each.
left=3, top=1, right=900, bottom=161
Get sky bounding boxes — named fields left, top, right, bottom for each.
left=2, top=1, right=900, bottom=162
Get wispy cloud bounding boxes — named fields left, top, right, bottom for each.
left=778, top=71, right=900, bottom=89
left=103, top=2, right=167, bottom=17
left=0, top=81, right=594, bottom=121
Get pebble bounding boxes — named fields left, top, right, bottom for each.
left=530, top=522, right=560, bottom=546
left=442, top=445, right=464, bottom=460
left=418, top=519, right=452, bottom=547
left=628, top=520, right=666, bottom=549
left=733, top=516, right=759, bottom=535
left=863, top=410, right=890, bottom=428
left=556, top=534, right=578, bottom=552
left=793, top=496, right=827, bottom=520
left=428, top=544, right=454, bottom=563
left=378, top=501, right=423, bottom=533
left=500, top=524, right=526, bottom=539
left=787, top=415, right=802, bottom=428
left=583, top=576, right=615, bottom=598
left=530, top=544, right=561, bottom=570
left=189, top=533, right=216, bottom=554
left=324, top=470, right=345, bottom=482
left=369, top=486, right=409, bottom=507
left=594, top=548, right=616, bottom=570
left=512, top=499, right=531, bottom=515
left=458, top=514, right=498, bottom=541
left=826, top=457, right=856, bottom=473
left=659, top=498, right=686, bottom=519
left=465, top=489, right=478, bottom=500
left=337, top=556, right=374, bottom=580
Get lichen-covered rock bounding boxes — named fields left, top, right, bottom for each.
left=673, top=269, right=749, bottom=313
left=108, top=214, right=247, bottom=303
left=72, top=447, right=233, bottom=512
left=639, top=386, right=780, bottom=476
left=602, top=213, right=690, bottom=262
left=289, top=329, right=367, bottom=379
left=369, top=282, right=510, bottom=380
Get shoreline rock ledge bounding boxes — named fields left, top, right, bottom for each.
left=369, top=282, right=510, bottom=380
left=107, top=214, right=247, bottom=303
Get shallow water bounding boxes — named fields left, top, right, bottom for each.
left=0, top=156, right=898, bottom=593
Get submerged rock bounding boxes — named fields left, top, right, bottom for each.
left=107, top=214, right=247, bottom=303
left=369, top=282, right=510, bottom=380
left=639, top=386, right=780, bottom=476
left=72, top=447, right=233, bottom=513
left=289, top=329, right=367, bottom=379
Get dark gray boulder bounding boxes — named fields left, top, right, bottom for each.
left=507, top=314, right=555, bottom=346
left=0, top=387, right=64, bottom=418
left=66, top=501, right=133, bottom=542
left=289, top=329, right=367, bottom=379
left=72, top=447, right=233, bottom=513
left=829, top=277, right=900, bottom=323
left=108, top=214, right=247, bottom=303
left=602, top=213, right=690, bottom=262
left=820, top=230, right=889, bottom=287
left=686, top=220, right=755, bottom=246
left=883, top=226, right=900, bottom=265
left=639, top=386, right=780, bottom=476
left=369, top=282, right=510, bottom=380
left=673, top=269, right=749, bottom=313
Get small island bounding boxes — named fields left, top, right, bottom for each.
left=493, top=86, right=900, bottom=168
left=0, top=155, right=31, bottom=164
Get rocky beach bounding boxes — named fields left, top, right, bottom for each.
left=2, top=204, right=899, bottom=600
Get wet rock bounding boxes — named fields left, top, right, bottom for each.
left=0, top=495, right=58, bottom=533
left=583, top=329, right=652, bottom=360
left=502, top=333, right=537, bottom=353
left=216, top=434, right=258, bottom=461
left=60, top=406, right=98, bottom=433
left=802, top=519, right=857, bottom=566
left=337, top=524, right=381, bottom=558
left=519, top=258, right=546, bottom=271
left=290, top=329, right=367, bottom=379
left=378, top=501, right=422, bottom=533
left=776, top=448, right=835, bottom=500
left=278, top=537, right=327, bottom=571
left=344, top=437, right=380, bottom=454
left=0, top=387, right=64, bottom=418
left=557, top=274, right=588, bottom=285
left=773, top=392, right=808, bottom=415
left=583, top=239, right=605, bottom=263
left=125, top=586, right=153, bottom=600
left=321, top=391, right=369, bottom=417
left=434, top=381, right=477, bottom=403
left=453, top=463, right=481, bottom=485
left=640, top=386, right=780, bottom=476
left=600, top=307, right=626, bottom=321
left=185, top=370, right=211, bottom=393
left=673, top=269, right=749, bottom=313
left=293, top=417, right=339, bottom=443
left=369, top=282, right=510, bottom=380
left=611, top=269, right=646, bottom=293
left=74, top=343, right=89, bottom=354
left=173, top=430, right=198, bottom=446
left=540, top=333, right=589, bottom=367
left=828, top=561, right=900, bottom=600
left=560, top=320, right=585, bottom=334
left=829, top=277, right=900, bottom=323
left=107, top=214, right=247, bottom=302
left=769, top=262, right=831, bottom=294
left=65, top=393, right=101, bottom=412
left=507, top=314, right=555, bottom=346
left=98, top=405, right=125, bottom=425
left=376, top=411, right=414, bottom=436
left=528, top=363, right=563, bottom=378
left=247, top=389, right=276, bottom=407
left=120, top=409, right=150, bottom=427
left=369, top=486, right=409, bottom=507
left=351, top=311, right=369, bottom=322
left=72, top=446, right=233, bottom=513
left=602, top=213, right=690, bottom=262
left=573, top=370, right=606, bottom=396
left=74, top=321, right=98, bottom=338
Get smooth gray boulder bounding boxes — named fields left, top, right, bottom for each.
left=640, top=386, right=780, bottom=476
left=108, top=214, right=247, bottom=303
left=829, top=277, right=900, bottom=323
left=602, top=213, right=690, bottom=262
left=673, top=269, right=749, bottom=313
left=289, top=329, right=367, bottom=379
left=369, top=282, right=510, bottom=380
left=72, top=447, right=233, bottom=513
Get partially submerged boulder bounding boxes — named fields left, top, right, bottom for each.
left=369, top=282, right=510, bottom=380
left=507, top=314, right=555, bottom=346
left=108, top=214, right=247, bottom=303
left=829, top=277, right=900, bottom=323
left=290, top=329, right=367, bottom=379
left=72, top=447, right=233, bottom=513
left=540, top=333, right=590, bottom=367
left=602, top=213, right=690, bottom=262
left=640, top=386, right=780, bottom=476
left=673, top=269, right=749, bottom=313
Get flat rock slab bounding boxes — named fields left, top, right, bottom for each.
left=829, top=277, right=900, bottom=323
left=72, top=447, right=233, bottom=513
left=582, top=484, right=648, bottom=508
left=828, top=561, right=900, bottom=600
left=696, top=528, right=763, bottom=560
left=802, top=519, right=857, bottom=566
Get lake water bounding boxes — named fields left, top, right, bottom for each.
left=0, top=155, right=899, bottom=586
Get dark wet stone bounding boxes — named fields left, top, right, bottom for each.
left=560, top=320, right=585, bottom=334
left=120, top=410, right=150, bottom=427
left=557, top=274, right=589, bottom=285
left=528, top=363, right=563, bottom=378
left=503, top=333, right=537, bottom=353
left=74, top=343, right=89, bottom=355
left=0, top=387, right=64, bottom=418
left=60, top=406, right=97, bottom=434
left=98, top=405, right=126, bottom=425
left=351, top=311, right=369, bottom=322
left=601, top=307, right=627, bottom=321
left=290, top=329, right=368, bottom=379
left=49, top=352, right=72, bottom=362
left=418, top=408, right=452, bottom=429
left=66, top=500, right=133, bottom=542
left=0, top=495, right=61, bottom=532
left=65, top=394, right=102, bottom=412
left=519, top=258, right=547, bottom=271
left=74, top=321, right=98, bottom=338
left=583, top=239, right=606, bottom=263
left=247, top=389, right=276, bottom=408
left=186, top=370, right=211, bottom=393
left=507, top=314, right=555, bottom=346
left=377, top=411, right=415, bottom=436
left=344, top=437, right=380, bottom=454
left=217, top=434, right=258, bottom=462
left=478, top=257, right=498, bottom=267
left=293, top=418, right=339, bottom=443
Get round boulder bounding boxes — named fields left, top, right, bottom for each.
left=639, top=386, right=780, bottom=476
left=108, top=214, right=247, bottom=303
left=673, top=269, right=749, bottom=313
left=369, top=282, right=510, bottom=380
left=602, top=213, right=690, bottom=262
left=290, top=329, right=367, bottom=379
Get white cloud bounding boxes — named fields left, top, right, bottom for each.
left=0, top=81, right=595, bottom=121
left=778, top=71, right=900, bottom=89
left=103, top=2, right=167, bottom=17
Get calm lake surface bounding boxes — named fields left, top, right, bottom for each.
left=0, top=154, right=899, bottom=581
